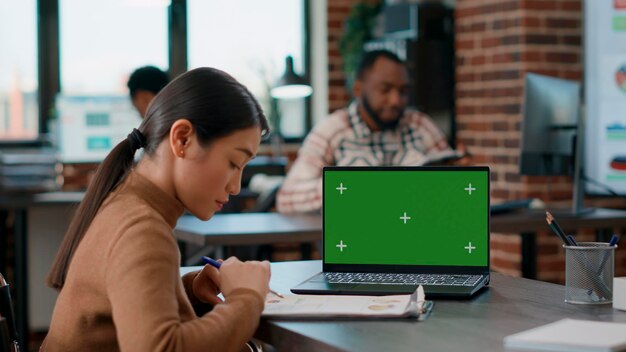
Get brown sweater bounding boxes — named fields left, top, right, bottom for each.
left=43, top=172, right=265, bottom=352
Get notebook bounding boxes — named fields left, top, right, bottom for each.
left=291, top=166, right=490, bottom=297
left=504, top=319, right=626, bottom=352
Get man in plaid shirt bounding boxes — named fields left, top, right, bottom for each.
left=277, top=50, right=455, bottom=214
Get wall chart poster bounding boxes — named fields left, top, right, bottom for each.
left=585, top=0, right=626, bottom=194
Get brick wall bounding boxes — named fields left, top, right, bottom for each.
left=455, top=0, right=626, bottom=281
left=456, top=0, right=582, bottom=203
left=327, top=0, right=357, bottom=112
left=62, top=163, right=99, bottom=191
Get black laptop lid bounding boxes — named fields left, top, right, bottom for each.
left=322, top=166, right=490, bottom=275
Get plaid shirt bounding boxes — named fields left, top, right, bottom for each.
left=276, top=102, right=452, bottom=214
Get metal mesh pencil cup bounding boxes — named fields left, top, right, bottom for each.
left=564, top=242, right=615, bottom=304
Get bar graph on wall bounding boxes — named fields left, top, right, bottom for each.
left=585, top=1, right=626, bottom=194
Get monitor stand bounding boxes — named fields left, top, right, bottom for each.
left=545, top=172, right=595, bottom=217
left=548, top=119, right=594, bottom=218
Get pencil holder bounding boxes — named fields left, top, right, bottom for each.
left=564, top=242, right=615, bottom=304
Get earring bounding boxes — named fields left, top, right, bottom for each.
left=179, top=149, right=185, bottom=157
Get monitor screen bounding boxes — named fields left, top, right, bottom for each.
left=520, top=73, right=581, bottom=176
left=55, top=95, right=142, bottom=163
left=323, top=167, right=489, bottom=267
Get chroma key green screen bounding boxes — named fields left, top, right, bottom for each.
left=323, top=168, right=489, bottom=267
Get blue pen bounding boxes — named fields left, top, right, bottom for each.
left=566, top=234, right=578, bottom=246
left=202, top=256, right=222, bottom=269
left=595, top=235, right=619, bottom=277
left=609, top=234, right=620, bottom=247
left=202, top=256, right=284, bottom=298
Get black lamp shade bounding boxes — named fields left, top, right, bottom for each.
left=270, top=56, right=312, bottom=99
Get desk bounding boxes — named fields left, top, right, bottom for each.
left=183, top=260, right=626, bottom=352
left=175, top=213, right=322, bottom=247
left=492, top=208, right=626, bottom=279
left=4, top=198, right=626, bottom=349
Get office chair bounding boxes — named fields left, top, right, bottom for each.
left=243, top=340, right=262, bottom=352
left=251, top=182, right=313, bottom=261
left=251, top=183, right=282, bottom=261
left=249, top=183, right=281, bottom=213
left=0, top=317, right=11, bottom=352
left=0, top=273, right=18, bottom=352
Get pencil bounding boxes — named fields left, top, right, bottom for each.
left=546, top=211, right=569, bottom=242
left=545, top=212, right=571, bottom=245
left=546, top=211, right=575, bottom=246
left=202, top=256, right=284, bottom=298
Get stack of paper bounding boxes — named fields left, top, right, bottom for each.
left=0, top=148, right=60, bottom=193
left=504, top=319, right=626, bottom=352
left=262, top=285, right=431, bottom=320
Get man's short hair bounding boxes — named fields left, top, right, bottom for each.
left=127, top=66, right=169, bottom=98
left=355, top=50, right=404, bottom=80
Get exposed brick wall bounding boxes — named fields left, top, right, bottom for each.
left=327, top=0, right=357, bottom=112
left=456, top=0, right=626, bottom=282
left=456, top=0, right=582, bottom=203
left=62, top=163, right=99, bottom=191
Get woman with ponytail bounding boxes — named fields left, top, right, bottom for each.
left=42, top=68, right=271, bottom=352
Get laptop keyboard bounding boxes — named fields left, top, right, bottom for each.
left=324, top=272, right=483, bottom=287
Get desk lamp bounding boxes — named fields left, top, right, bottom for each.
left=269, top=56, right=312, bottom=156
left=270, top=56, right=312, bottom=99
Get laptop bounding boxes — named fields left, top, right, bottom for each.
left=291, top=166, right=491, bottom=298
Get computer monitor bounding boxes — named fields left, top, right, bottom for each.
left=520, top=73, right=580, bottom=176
left=519, top=73, right=587, bottom=215
left=54, top=95, right=142, bottom=163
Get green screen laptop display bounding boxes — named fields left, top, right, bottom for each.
left=323, top=167, right=489, bottom=267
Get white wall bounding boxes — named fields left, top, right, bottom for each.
left=311, top=0, right=328, bottom=124
left=28, top=205, right=74, bottom=330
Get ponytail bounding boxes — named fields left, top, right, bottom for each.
left=46, top=130, right=145, bottom=289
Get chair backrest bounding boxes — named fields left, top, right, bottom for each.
left=0, top=273, right=18, bottom=351
left=241, top=156, right=287, bottom=188
left=0, top=317, right=12, bottom=352
left=249, top=182, right=281, bottom=213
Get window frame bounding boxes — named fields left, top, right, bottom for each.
left=10, top=0, right=311, bottom=146
left=182, top=0, right=311, bottom=144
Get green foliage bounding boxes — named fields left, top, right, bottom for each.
left=338, top=2, right=383, bottom=92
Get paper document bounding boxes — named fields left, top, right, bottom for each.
left=262, top=285, right=431, bottom=319
left=504, top=318, right=626, bottom=352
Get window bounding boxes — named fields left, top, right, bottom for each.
left=57, top=0, right=169, bottom=161
left=187, top=0, right=308, bottom=139
left=0, top=0, right=38, bottom=140
left=60, top=0, right=169, bottom=94
left=1, top=0, right=311, bottom=143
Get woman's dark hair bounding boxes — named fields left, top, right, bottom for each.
left=47, top=67, right=269, bottom=289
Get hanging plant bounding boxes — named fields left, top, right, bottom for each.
left=338, top=2, right=383, bottom=92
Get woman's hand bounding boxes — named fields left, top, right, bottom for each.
left=219, top=257, right=270, bottom=299
left=191, top=261, right=223, bottom=305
